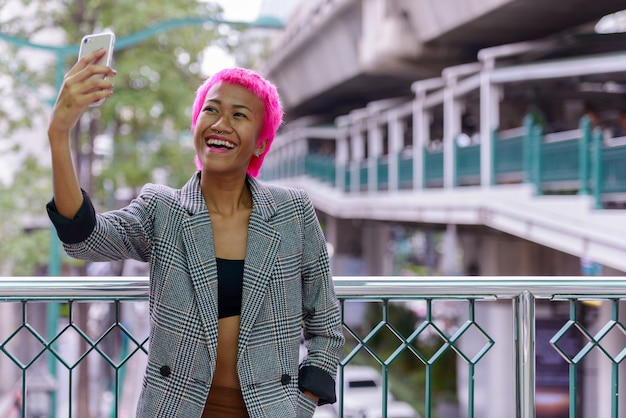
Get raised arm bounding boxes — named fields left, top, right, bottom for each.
left=48, top=49, right=116, bottom=219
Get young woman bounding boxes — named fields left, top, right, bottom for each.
left=46, top=49, right=344, bottom=418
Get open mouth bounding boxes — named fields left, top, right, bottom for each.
left=205, top=138, right=235, bottom=150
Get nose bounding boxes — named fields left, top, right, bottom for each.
left=211, top=116, right=232, bottom=133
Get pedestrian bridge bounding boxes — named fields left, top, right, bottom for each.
left=261, top=0, right=626, bottom=119
left=262, top=112, right=626, bottom=273
left=258, top=1, right=626, bottom=276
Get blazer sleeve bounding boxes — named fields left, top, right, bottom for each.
left=46, top=185, right=157, bottom=263
left=297, top=190, right=345, bottom=405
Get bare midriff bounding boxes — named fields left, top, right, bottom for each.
left=212, top=315, right=242, bottom=388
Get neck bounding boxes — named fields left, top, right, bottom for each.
left=200, top=172, right=252, bottom=216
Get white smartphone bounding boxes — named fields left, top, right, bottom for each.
left=78, top=32, right=115, bottom=106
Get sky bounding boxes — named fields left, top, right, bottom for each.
left=212, top=0, right=263, bottom=21
left=202, top=0, right=263, bottom=74
left=0, top=0, right=264, bottom=184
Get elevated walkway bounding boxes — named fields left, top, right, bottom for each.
left=261, top=0, right=625, bottom=120
left=261, top=36, right=626, bottom=275
left=273, top=177, right=626, bottom=273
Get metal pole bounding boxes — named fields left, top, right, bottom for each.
left=592, top=127, right=604, bottom=209
left=578, top=115, right=591, bottom=195
left=515, top=290, right=536, bottom=418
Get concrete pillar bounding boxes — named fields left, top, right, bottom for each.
left=388, top=110, right=403, bottom=191
left=367, top=119, right=383, bottom=193
left=443, top=74, right=462, bottom=189
left=478, top=233, right=549, bottom=276
left=335, top=120, right=350, bottom=191
left=412, top=78, right=443, bottom=190
left=350, top=125, right=365, bottom=193
left=331, top=218, right=366, bottom=276
left=472, top=230, right=607, bottom=277
left=361, top=221, right=393, bottom=275
left=459, top=232, right=481, bottom=275
left=441, top=223, right=460, bottom=275
left=480, top=60, right=501, bottom=187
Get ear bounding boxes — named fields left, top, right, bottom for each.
left=255, top=139, right=268, bottom=156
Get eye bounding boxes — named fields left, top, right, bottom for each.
left=203, top=106, right=218, bottom=113
left=234, top=112, right=248, bottom=118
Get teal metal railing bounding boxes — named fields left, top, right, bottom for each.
left=423, top=148, right=444, bottom=188
left=454, top=140, right=480, bottom=186
left=398, top=152, right=414, bottom=189
left=268, top=115, right=626, bottom=208
left=2, top=277, right=626, bottom=418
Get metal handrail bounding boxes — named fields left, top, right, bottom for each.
left=2, top=276, right=626, bottom=299
left=2, top=276, right=626, bottom=418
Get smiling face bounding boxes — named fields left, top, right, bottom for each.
left=193, top=81, right=266, bottom=177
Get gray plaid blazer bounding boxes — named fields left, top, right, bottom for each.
left=49, top=173, right=344, bottom=417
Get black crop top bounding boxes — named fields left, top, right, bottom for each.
left=216, top=258, right=244, bottom=319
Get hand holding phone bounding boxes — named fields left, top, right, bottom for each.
left=77, top=32, right=115, bottom=106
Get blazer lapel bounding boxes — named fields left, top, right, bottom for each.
left=237, top=177, right=281, bottom=363
left=180, top=173, right=220, bottom=352
left=178, top=174, right=282, bottom=365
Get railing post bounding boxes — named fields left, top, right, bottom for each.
left=523, top=113, right=534, bottom=184
left=532, top=125, right=543, bottom=195
left=578, top=115, right=591, bottom=195
left=453, top=135, right=460, bottom=187
left=592, top=127, right=604, bottom=209
left=515, top=290, right=536, bottom=418
left=491, top=128, right=498, bottom=186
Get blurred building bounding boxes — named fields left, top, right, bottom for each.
left=255, top=2, right=626, bottom=417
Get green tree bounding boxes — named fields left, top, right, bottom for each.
left=1, top=4, right=247, bottom=415
left=0, top=157, right=53, bottom=276
left=52, top=0, right=234, bottom=202
left=0, top=0, right=242, bottom=272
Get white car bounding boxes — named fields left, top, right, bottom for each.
left=314, top=365, right=420, bottom=418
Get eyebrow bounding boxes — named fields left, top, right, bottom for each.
left=204, top=98, right=253, bottom=113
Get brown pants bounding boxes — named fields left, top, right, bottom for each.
left=202, top=385, right=249, bottom=418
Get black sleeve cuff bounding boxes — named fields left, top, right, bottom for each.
left=298, top=365, right=337, bottom=405
left=46, top=190, right=97, bottom=244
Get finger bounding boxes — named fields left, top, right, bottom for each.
left=75, top=75, right=114, bottom=92
left=65, top=76, right=114, bottom=106
left=66, top=49, right=108, bottom=78
left=79, top=48, right=107, bottom=65
left=84, top=88, right=114, bottom=106
left=55, top=72, right=113, bottom=112
left=69, top=64, right=116, bottom=86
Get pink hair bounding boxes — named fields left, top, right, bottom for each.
left=191, top=67, right=283, bottom=177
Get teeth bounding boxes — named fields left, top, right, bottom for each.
left=206, top=138, right=235, bottom=149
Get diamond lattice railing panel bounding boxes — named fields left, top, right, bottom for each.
left=408, top=321, right=451, bottom=365
left=92, top=322, right=149, bottom=368
left=448, top=320, right=495, bottom=365
left=594, top=320, right=626, bottom=363
left=549, top=300, right=626, bottom=365
left=47, top=323, right=96, bottom=369
left=0, top=324, right=48, bottom=369
left=340, top=298, right=495, bottom=368
left=550, top=320, right=595, bottom=364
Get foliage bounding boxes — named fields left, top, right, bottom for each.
left=0, top=156, right=53, bottom=275
left=0, top=1, right=249, bottom=273
left=1, top=1, right=242, bottom=205
left=55, top=0, right=235, bottom=204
